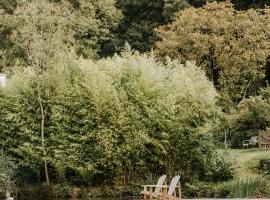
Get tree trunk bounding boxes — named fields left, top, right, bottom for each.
left=38, top=82, right=50, bottom=185
left=41, top=110, right=50, bottom=185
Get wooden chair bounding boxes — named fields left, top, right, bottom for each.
left=159, top=175, right=181, bottom=200
left=140, top=175, right=167, bottom=200
left=243, top=136, right=258, bottom=148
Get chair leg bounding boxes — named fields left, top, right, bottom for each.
left=144, top=194, right=147, bottom=200
left=179, top=182, right=182, bottom=199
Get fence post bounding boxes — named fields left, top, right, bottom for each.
left=259, top=130, right=262, bottom=149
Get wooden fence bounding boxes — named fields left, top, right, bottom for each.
left=259, top=130, right=270, bottom=149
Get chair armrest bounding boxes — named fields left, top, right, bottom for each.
left=141, top=185, right=157, bottom=192
left=160, top=185, right=169, bottom=188
left=141, top=184, right=169, bottom=192
left=141, top=185, right=159, bottom=187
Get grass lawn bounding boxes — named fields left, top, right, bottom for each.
left=221, top=148, right=270, bottom=178
left=214, top=149, right=270, bottom=197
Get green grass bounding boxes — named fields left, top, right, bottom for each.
left=220, top=148, right=270, bottom=178
left=216, top=148, right=270, bottom=198
left=218, top=176, right=270, bottom=198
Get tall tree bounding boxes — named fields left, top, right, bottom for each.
left=70, top=0, right=122, bottom=58
left=7, top=0, right=78, bottom=185
left=0, top=0, right=25, bottom=72
left=114, top=0, right=164, bottom=54
left=105, top=0, right=190, bottom=56
left=0, top=0, right=122, bottom=71
left=155, top=2, right=270, bottom=111
left=232, top=0, right=270, bottom=9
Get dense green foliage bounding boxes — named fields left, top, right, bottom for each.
left=0, top=0, right=122, bottom=70
left=259, top=159, right=270, bottom=175
left=0, top=51, right=232, bottom=186
left=218, top=177, right=270, bottom=198
left=155, top=2, right=270, bottom=111
left=229, top=87, right=270, bottom=147
left=232, top=0, right=270, bottom=9
left=113, top=0, right=190, bottom=54
left=0, top=155, right=17, bottom=196
left=184, top=176, right=270, bottom=198
left=1, top=0, right=270, bottom=68
left=113, top=0, right=270, bottom=54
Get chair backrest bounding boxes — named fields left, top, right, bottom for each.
left=168, top=175, right=180, bottom=196
left=250, top=136, right=258, bottom=144
left=154, top=175, right=166, bottom=194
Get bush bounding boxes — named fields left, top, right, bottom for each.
left=0, top=50, right=232, bottom=186
left=217, top=177, right=270, bottom=198
left=229, top=87, right=270, bottom=147
left=184, top=181, right=218, bottom=198
left=0, top=155, right=17, bottom=196
left=259, top=159, right=270, bottom=176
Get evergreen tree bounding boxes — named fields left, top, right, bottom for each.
left=107, top=0, right=190, bottom=55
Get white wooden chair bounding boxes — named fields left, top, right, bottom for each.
left=159, top=175, right=181, bottom=200
left=141, top=175, right=167, bottom=200
left=243, top=136, right=258, bottom=148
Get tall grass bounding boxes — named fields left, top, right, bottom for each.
left=218, top=176, right=270, bottom=198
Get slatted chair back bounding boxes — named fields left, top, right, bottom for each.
left=168, top=175, right=181, bottom=196
left=154, top=175, right=167, bottom=194
left=249, top=136, right=258, bottom=145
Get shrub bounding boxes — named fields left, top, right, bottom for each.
left=259, top=159, right=270, bottom=176
left=217, top=177, right=270, bottom=198
left=0, top=155, right=17, bottom=196
left=184, top=181, right=218, bottom=198
left=0, top=50, right=232, bottom=185
left=229, top=87, right=270, bottom=147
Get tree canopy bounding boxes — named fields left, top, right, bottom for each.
left=0, top=0, right=122, bottom=71
left=155, top=2, right=270, bottom=110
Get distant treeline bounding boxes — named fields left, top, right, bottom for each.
left=1, top=0, right=270, bottom=69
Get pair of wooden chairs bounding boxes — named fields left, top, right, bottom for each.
left=140, top=175, right=181, bottom=200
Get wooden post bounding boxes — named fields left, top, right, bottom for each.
left=259, top=130, right=262, bottom=149
left=144, top=193, right=147, bottom=200
left=150, top=188, right=153, bottom=200
left=224, top=131, right=227, bottom=150
left=179, top=181, right=182, bottom=199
